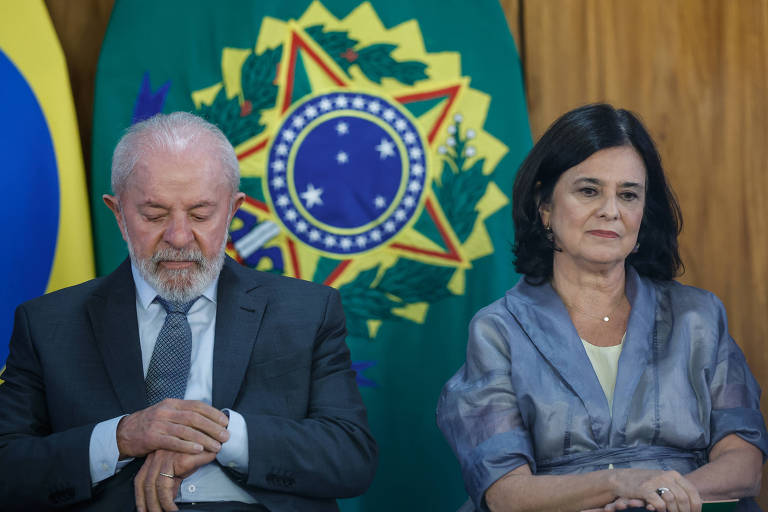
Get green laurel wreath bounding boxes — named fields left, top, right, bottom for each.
left=196, top=46, right=281, bottom=146
left=305, top=25, right=429, bottom=85
left=340, top=120, right=492, bottom=339
left=435, top=123, right=491, bottom=244
left=196, top=25, right=428, bottom=143
left=196, top=30, right=487, bottom=339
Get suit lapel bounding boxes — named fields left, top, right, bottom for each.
left=87, top=259, right=146, bottom=414
left=211, top=258, right=267, bottom=409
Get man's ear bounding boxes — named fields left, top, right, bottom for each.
left=229, top=192, right=246, bottom=223
left=103, top=194, right=128, bottom=242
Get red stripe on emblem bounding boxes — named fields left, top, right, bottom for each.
left=237, top=138, right=268, bottom=161
left=395, top=84, right=462, bottom=144
left=282, top=31, right=347, bottom=114
left=390, top=198, right=462, bottom=263
left=323, top=259, right=352, bottom=287
left=287, top=238, right=302, bottom=279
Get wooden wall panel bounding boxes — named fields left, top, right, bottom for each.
left=506, top=0, right=768, bottom=505
left=45, top=0, right=114, bottom=176
left=498, top=0, right=522, bottom=58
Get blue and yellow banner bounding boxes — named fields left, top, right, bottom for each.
left=0, top=0, right=95, bottom=370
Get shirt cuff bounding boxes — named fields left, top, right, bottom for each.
left=217, top=409, right=249, bottom=473
left=89, top=415, right=128, bottom=484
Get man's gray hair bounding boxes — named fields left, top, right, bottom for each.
left=110, top=112, right=240, bottom=197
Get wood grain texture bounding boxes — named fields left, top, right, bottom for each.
left=506, top=0, right=768, bottom=505
left=498, top=0, right=522, bottom=57
left=44, top=0, right=114, bottom=176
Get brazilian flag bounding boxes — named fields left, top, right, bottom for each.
left=92, top=1, right=531, bottom=509
left=0, top=0, right=94, bottom=370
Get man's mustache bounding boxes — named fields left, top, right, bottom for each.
left=151, top=247, right=205, bottom=266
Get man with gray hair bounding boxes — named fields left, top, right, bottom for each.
left=0, top=112, right=377, bottom=511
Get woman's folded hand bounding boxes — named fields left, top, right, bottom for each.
left=606, top=469, right=702, bottom=512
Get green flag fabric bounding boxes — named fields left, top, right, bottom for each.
left=91, top=1, right=531, bottom=509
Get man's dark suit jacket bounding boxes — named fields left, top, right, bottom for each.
left=0, top=257, right=377, bottom=511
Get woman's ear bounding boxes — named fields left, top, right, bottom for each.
left=538, top=200, right=551, bottom=228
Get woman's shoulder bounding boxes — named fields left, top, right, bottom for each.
left=467, top=277, right=562, bottom=349
left=470, top=294, right=513, bottom=327
left=471, top=277, right=543, bottom=321
left=638, top=275, right=728, bottom=332
left=465, top=281, right=547, bottom=362
left=649, top=277, right=725, bottom=312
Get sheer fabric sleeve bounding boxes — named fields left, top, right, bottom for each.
left=706, top=293, right=768, bottom=458
left=437, top=307, right=534, bottom=510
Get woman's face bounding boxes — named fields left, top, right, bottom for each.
left=539, top=145, right=647, bottom=271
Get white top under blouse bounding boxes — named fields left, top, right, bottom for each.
left=580, top=335, right=625, bottom=413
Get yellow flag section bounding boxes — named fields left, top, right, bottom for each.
left=0, top=0, right=94, bottom=375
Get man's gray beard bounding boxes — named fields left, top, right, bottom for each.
left=127, top=237, right=226, bottom=303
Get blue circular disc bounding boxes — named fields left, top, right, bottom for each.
left=266, top=91, right=428, bottom=256
left=0, top=48, right=60, bottom=359
left=293, top=115, right=402, bottom=229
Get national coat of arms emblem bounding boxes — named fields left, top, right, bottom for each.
left=191, top=1, right=511, bottom=343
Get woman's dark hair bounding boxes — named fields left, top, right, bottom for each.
left=512, top=103, right=683, bottom=283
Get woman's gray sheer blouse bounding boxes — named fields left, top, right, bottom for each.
left=436, top=267, right=768, bottom=510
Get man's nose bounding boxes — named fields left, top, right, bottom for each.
left=163, top=214, right=194, bottom=248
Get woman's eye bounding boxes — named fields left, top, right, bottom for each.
left=620, top=192, right=639, bottom=201
left=579, top=187, right=597, bottom=197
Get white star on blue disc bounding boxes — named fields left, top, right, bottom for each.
left=300, top=183, right=324, bottom=208
left=266, top=91, right=428, bottom=255
left=375, top=138, right=395, bottom=159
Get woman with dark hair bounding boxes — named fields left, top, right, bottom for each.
left=437, top=104, right=767, bottom=512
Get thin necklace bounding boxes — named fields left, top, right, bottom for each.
left=561, top=295, right=626, bottom=323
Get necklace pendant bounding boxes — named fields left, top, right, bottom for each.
left=603, top=316, right=610, bottom=322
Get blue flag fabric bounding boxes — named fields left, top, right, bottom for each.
left=0, top=0, right=94, bottom=370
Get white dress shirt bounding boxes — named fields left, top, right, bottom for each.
left=88, top=265, right=257, bottom=503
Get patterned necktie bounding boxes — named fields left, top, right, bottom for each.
left=145, top=296, right=200, bottom=406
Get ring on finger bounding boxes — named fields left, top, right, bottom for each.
left=159, top=472, right=175, bottom=479
left=656, top=487, right=671, bottom=497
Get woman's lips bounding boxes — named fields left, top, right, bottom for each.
left=587, top=230, right=619, bottom=238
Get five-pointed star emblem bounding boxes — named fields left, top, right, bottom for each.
left=300, top=183, right=324, bottom=208
left=375, top=138, right=396, bottom=159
